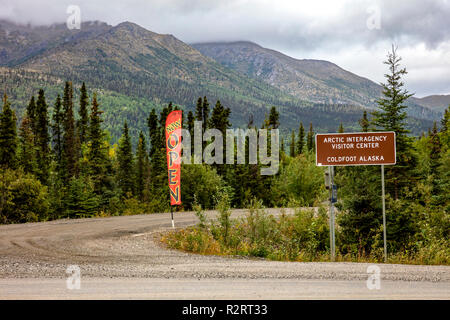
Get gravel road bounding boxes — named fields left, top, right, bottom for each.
left=0, top=209, right=449, bottom=299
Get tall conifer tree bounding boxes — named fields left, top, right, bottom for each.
left=429, top=122, right=441, bottom=198
left=306, top=122, right=314, bottom=152
left=26, top=96, right=37, bottom=139
left=18, top=115, right=36, bottom=174
left=202, top=96, right=209, bottom=130
left=268, top=107, right=280, bottom=129
left=88, top=93, right=108, bottom=197
left=0, top=94, right=17, bottom=169
left=117, top=121, right=134, bottom=196
left=62, top=82, right=78, bottom=181
left=135, top=131, right=149, bottom=199
left=290, top=130, right=296, bottom=157
left=296, top=122, right=305, bottom=155
left=35, top=89, right=50, bottom=184
left=52, top=94, right=63, bottom=166
left=77, top=82, right=89, bottom=145
left=371, top=45, right=417, bottom=199
left=359, top=111, right=370, bottom=132
left=195, top=97, right=203, bottom=122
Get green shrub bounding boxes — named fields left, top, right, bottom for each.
left=271, top=153, right=326, bottom=207
left=181, top=163, right=229, bottom=210
left=64, top=176, right=100, bottom=218
left=0, top=169, right=49, bottom=223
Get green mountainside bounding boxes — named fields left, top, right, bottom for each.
left=0, top=20, right=437, bottom=143
left=193, top=41, right=441, bottom=121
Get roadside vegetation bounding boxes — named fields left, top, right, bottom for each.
left=161, top=197, right=449, bottom=265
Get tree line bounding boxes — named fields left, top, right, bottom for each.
left=0, top=81, right=293, bottom=223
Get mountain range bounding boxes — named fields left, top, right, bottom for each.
left=0, top=19, right=445, bottom=142
left=192, top=41, right=445, bottom=119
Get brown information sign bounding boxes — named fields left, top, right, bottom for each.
left=316, top=131, right=396, bottom=166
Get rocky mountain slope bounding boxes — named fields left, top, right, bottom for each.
left=193, top=41, right=441, bottom=121
left=0, top=20, right=438, bottom=140
left=415, top=95, right=450, bottom=112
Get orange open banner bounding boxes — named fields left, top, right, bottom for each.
left=165, top=110, right=182, bottom=205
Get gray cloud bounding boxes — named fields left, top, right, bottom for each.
left=1, top=0, right=449, bottom=96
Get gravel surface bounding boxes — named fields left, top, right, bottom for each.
left=0, top=209, right=449, bottom=284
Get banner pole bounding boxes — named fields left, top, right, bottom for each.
left=171, top=205, right=175, bottom=229
left=381, top=164, right=387, bottom=263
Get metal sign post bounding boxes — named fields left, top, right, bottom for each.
left=381, top=164, right=387, bottom=262
left=329, top=166, right=336, bottom=262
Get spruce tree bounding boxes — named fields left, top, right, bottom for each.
left=359, top=111, right=370, bottom=132
left=365, top=45, right=420, bottom=251
left=148, top=107, right=166, bottom=190
left=147, top=108, right=160, bottom=159
left=296, top=122, right=305, bottom=155
left=64, top=176, right=99, bottom=218
left=62, top=81, right=78, bottom=181
left=88, top=93, right=109, bottom=198
left=338, top=122, right=344, bottom=133
left=306, top=122, right=315, bottom=152
left=147, top=109, right=164, bottom=175
left=159, top=102, right=173, bottom=127
left=371, top=45, right=417, bottom=199
left=202, top=96, right=209, bottom=130
left=147, top=108, right=169, bottom=201
left=187, top=111, right=194, bottom=137
left=0, top=94, right=17, bottom=169
left=441, top=105, right=449, bottom=133
left=440, top=105, right=450, bottom=149
left=268, top=106, right=280, bottom=129
left=26, top=96, right=37, bottom=139
left=209, top=100, right=231, bottom=175
left=77, top=82, right=89, bottom=145
left=35, top=89, right=51, bottom=184
left=117, top=121, right=135, bottom=196
left=434, top=106, right=450, bottom=209
left=209, top=100, right=231, bottom=133
left=135, top=131, right=149, bottom=199
left=18, top=115, right=36, bottom=174
left=52, top=95, right=63, bottom=167
left=290, top=130, right=296, bottom=157
left=195, top=97, right=203, bottom=122
left=187, top=110, right=194, bottom=152
left=62, top=82, right=78, bottom=182
left=429, top=122, right=441, bottom=198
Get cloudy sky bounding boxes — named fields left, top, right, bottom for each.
left=2, top=0, right=449, bottom=96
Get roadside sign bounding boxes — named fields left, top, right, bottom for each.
left=165, top=110, right=182, bottom=206
left=165, top=110, right=182, bottom=229
left=315, top=131, right=396, bottom=166
left=316, top=131, right=396, bottom=263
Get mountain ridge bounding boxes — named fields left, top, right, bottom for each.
left=414, top=94, right=450, bottom=112
left=193, top=40, right=443, bottom=122
left=192, top=41, right=382, bottom=106
left=0, top=19, right=439, bottom=141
